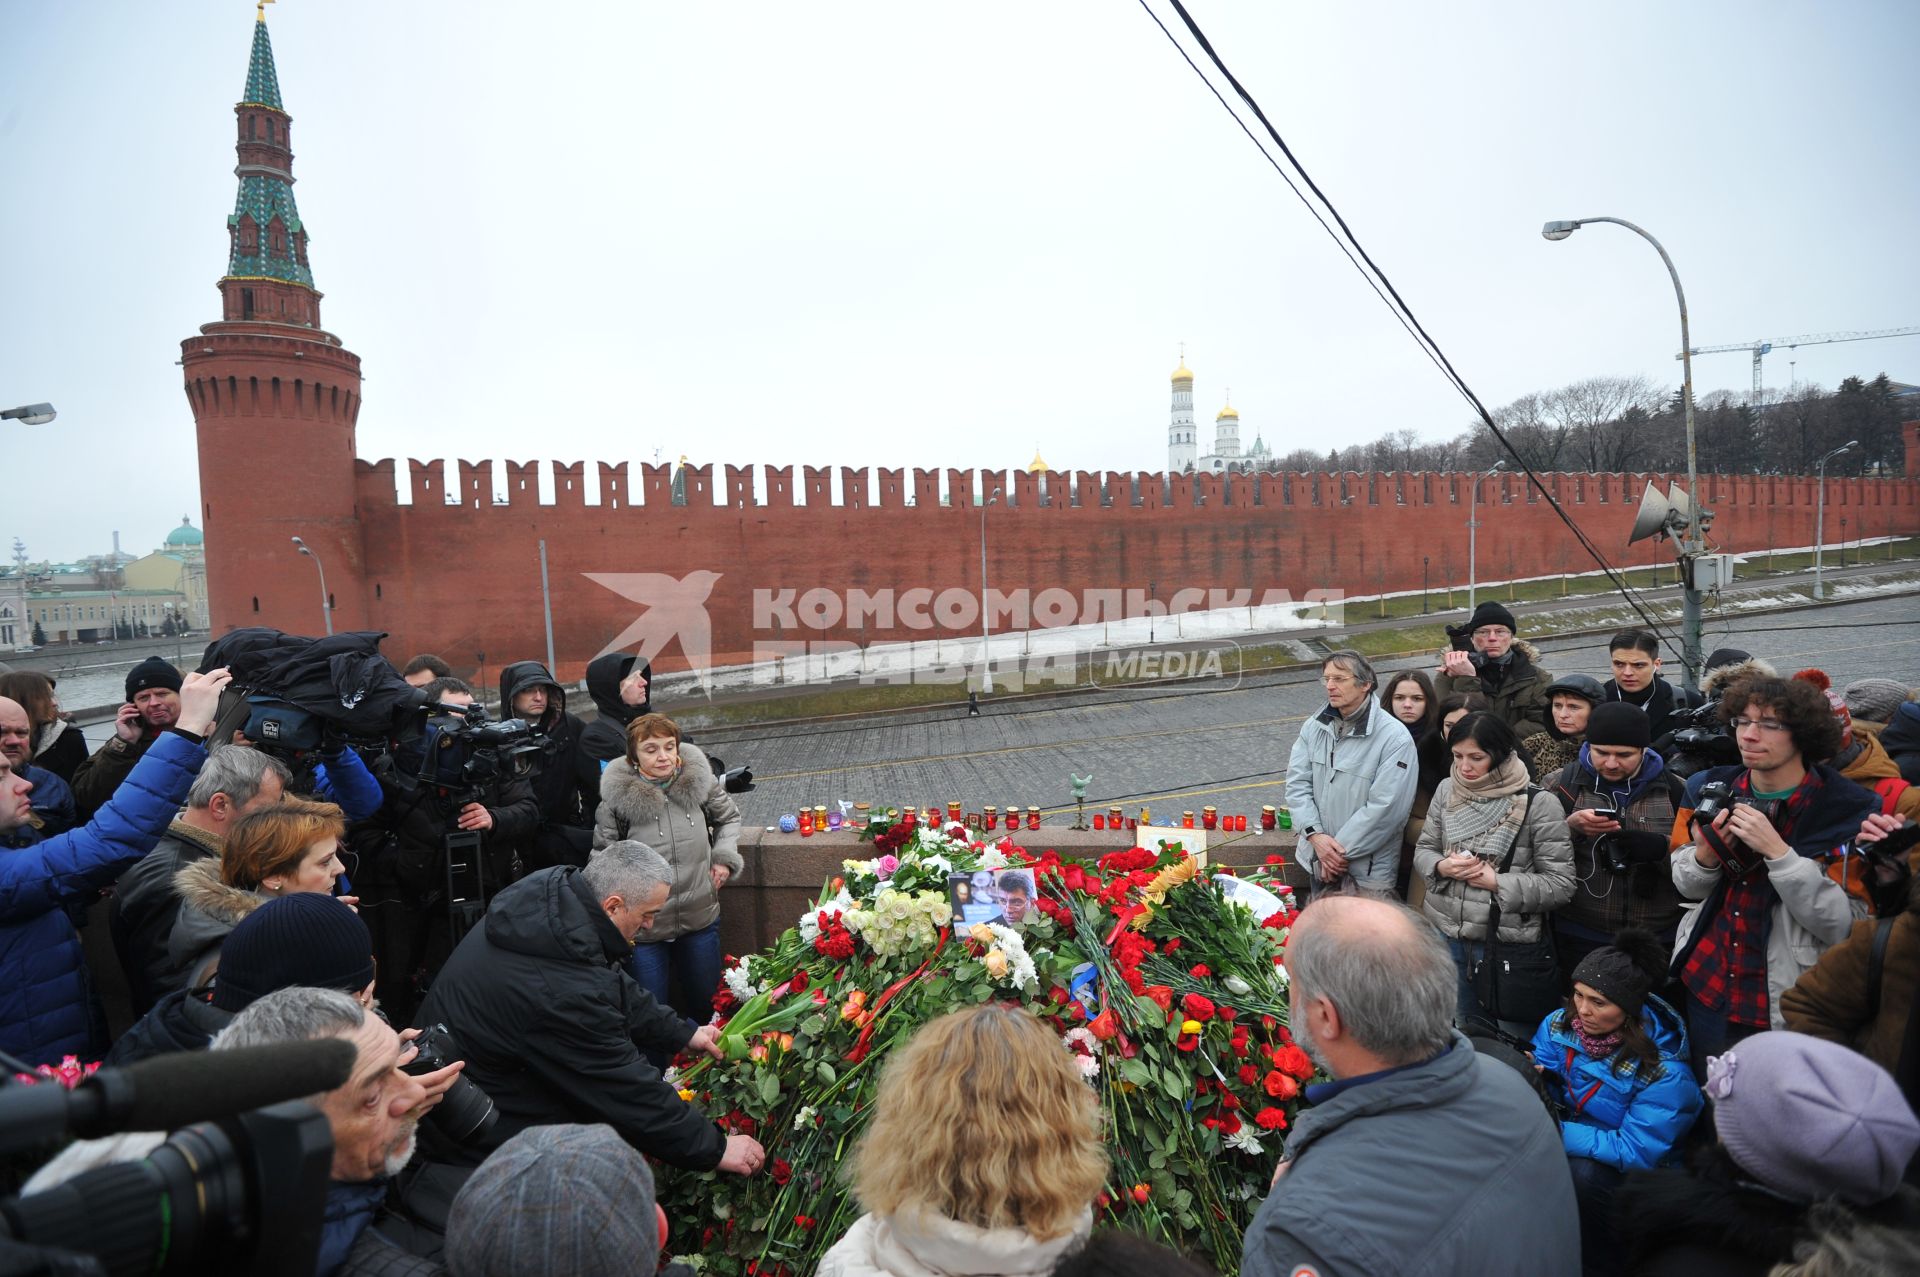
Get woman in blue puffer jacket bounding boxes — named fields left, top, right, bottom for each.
left=1531, top=926, right=1703, bottom=1277
left=0, top=670, right=227, bottom=1066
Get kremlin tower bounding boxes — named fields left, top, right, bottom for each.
left=181, top=11, right=364, bottom=638
left=1168, top=356, right=1197, bottom=473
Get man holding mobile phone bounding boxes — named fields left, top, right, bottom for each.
left=1668, top=674, right=1882, bottom=1078
left=68, top=657, right=186, bottom=821
left=1543, top=703, right=1689, bottom=984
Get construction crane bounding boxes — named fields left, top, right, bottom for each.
left=1678, top=326, right=1920, bottom=394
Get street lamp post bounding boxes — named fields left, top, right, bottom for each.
left=1812, top=441, right=1855, bottom=600
left=1467, top=461, right=1504, bottom=614
left=1543, top=216, right=1706, bottom=689
left=978, top=488, right=1001, bottom=694
left=290, top=536, right=333, bottom=636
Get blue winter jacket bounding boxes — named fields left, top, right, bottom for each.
left=0, top=731, right=206, bottom=1066
left=312, top=747, right=381, bottom=823
left=1529, top=994, right=1703, bottom=1172
left=23, top=766, right=77, bottom=836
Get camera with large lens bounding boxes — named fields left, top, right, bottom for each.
left=1443, top=622, right=1489, bottom=671
left=0, top=1104, right=332, bottom=1277
left=400, top=1025, right=496, bottom=1146
left=412, top=703, right=546, bottom=793
left=1663, top=700, right=1737, bottom=779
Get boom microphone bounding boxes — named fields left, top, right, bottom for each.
left=0, top=1039, right=356, bottom=1157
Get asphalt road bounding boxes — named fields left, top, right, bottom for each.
left=705, top=592, right=1920, bottom=829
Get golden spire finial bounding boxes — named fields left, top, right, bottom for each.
left=258, top=0, right=275, bottom=23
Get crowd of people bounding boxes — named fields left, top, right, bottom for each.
left=0, top=611, right=1916, bottom=1276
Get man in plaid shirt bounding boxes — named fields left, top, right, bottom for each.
left=1669, top=674, right=1882, bottom=1080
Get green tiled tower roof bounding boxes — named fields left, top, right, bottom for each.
left=242, top=15, right=283, bottom=109
left=224, top=16, right=312, bottom=289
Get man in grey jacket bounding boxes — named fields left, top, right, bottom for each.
left=1286, top=651, right=1418, bottom=898
left=1242, top=896, right=1578, bottom=1277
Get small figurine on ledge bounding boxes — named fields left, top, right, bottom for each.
left=1069, top=774, right=1093, bottom=831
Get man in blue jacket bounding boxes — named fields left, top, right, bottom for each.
left=0, top=668, right=229, bottom=1066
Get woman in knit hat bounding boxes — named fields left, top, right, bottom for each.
left=1530, top=927, right=1702, bottom=1275
left=1522, top=672, right=1604, bottom=781
left=1615, top=1032, right=1920, bottom=1276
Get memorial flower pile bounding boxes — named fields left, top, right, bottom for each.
left=663, top=823, right=1306, bottom=1275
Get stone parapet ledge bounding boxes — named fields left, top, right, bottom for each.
left=715, top=825, right=1306, bottom=957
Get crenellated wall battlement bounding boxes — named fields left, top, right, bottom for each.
left=353, top=458, right=1916, bottom=517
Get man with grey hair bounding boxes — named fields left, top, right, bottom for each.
left=1241, top=896, right=1577, bottom=1277
left=214, top=986, right=458, bottom=1276
left=1285, top=650, right=1418, bottom=898
left=415, top=842, right=765, bottom=1176
left=110, top=746, right=291, bottom=1013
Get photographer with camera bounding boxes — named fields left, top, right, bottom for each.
left=1669, top=673, right=1884, bottom=1079
left=1435, top=602, right=1555, bottom=741
left=212, top=986, right=464, bottom=1277
left=0, top=669, right=227, bottom=1066
left=355, top=678, right=539, bottom=1026
left=498, top=660, right=597, bottom=870
left=414, top=841, right=765, bottom=1178
left=1544, top=702, right=1690, bottom=985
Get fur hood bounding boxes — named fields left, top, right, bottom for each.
left=172, top=857, right=268, bottom=927
left=599, top=742, right=715, bottom=815
left=1703, top=655, right=1777, bottom=700
left=1510, top=637, right=1543, bottom=666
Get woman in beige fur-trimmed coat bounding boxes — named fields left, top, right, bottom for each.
left=592, top=712, right=742, bottom=1025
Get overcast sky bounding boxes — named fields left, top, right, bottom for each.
left=3, top=1, right=1917, bottom=562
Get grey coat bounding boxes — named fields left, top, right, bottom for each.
left=1413, top=781, right=1574, bottom=943
left=591, top=743, right=742, bottom=942
left=1241, top=1032, right=1579, bottom=1277
left=1285, top=701, right=1419, bottom=891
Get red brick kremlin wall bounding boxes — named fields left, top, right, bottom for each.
left=296, top=425, right=1920, bottom=682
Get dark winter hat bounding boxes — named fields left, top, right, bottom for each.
left=1585, top=702, right=1651, bottom=751
left=125, top=657, right=183, bottom=701
left=445, top=1124, right=659, bottom=1277
left=1705, top=1032, right=1920, bottom=1206
left=1703, top=647, right=1751, bottom=674
left=1569, top=927, right=1664, bottom=1016
left=1842, top=678, right=1911, bottom=725
left=1466, top=601, right=1518, bottom=635
left=1544, top=673, right=1605, bottom=705
left=210, top=893, right=375, bottom=1012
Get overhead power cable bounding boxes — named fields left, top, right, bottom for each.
left=1140, top=0, right=1681, bottom=653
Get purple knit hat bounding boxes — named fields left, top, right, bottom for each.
left=1704, top=1032, right=1920, bottom=1206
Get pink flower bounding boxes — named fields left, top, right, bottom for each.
left=875, top=854, right=900, bottom=880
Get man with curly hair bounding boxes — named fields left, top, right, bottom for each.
left=1669, top=674, right=1884, bottom=1077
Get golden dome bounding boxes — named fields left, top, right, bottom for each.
left=1216, top=403, right=1239, bottom=420
left=1029, top=450, right=1050, bottom=473
left=1171, top=363, right=1194, bottom=384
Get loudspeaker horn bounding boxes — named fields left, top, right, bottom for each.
left=1666, top=483, right=1696, bottom=528
left=1628, top=482, right=1671, bottom=544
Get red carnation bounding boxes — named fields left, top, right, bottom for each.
left=794, top=1214, right=816, bottom=1232
left=1255, top=1107, right=1288, bottom=1131
left=1189, top=963, right=1212, bottom=979
left=1238, top=1064, right=1260, bottom=1086
left=770, top=1158, right=793, bottom=1185
left=788, top=970, right=809, bottom=995
left=1164, top=937, right=1183, bottom=952
left=1217, top=1005, right=1237, bottom=1021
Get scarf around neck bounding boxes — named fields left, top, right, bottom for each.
left=1441, top=753, right=1533, bottom=847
